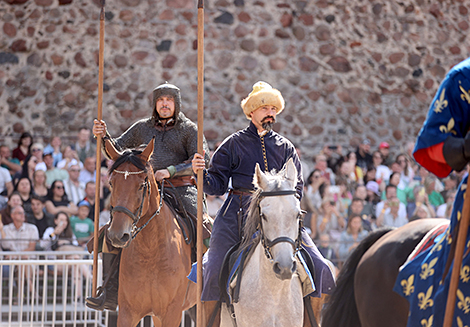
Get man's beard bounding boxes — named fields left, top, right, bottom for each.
left=261, top=116, right=275, bottom=131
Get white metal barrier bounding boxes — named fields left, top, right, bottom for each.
left=1, top=251, right=195, bottom=327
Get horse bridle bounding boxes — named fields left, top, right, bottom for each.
left=109, top=169, right=163, bottom=240
left=257, top=189, right=304, bottom=261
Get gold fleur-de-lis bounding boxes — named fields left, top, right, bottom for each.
left=434, top=88, right=448, bottom=113
left=457, top=316, right=468, bottom=327
left=421, top=315, right=433, bottom=327
left=418, top=286, right=434, bottom=310
left=420, top=258, right=438, bottom=280
left=460, top=83, right=470, bottom=104
left=457, top=289, right=470, bottom=314
left=439, top=118, right=457, bottom=135
left=401, top=275, right=415, bottom=296
left=461, top=266, right=470, bottom=283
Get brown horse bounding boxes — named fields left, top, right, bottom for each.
left=322, top=218, right=448, bottom=327
left=104, top=138, right=196, bottom=327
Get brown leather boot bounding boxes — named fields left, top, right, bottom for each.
left=203, top=300, right=220, bottom=327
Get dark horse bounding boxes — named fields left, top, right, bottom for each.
left=104, top=138, right=196, bottom=327
left=322, top=218, right=449, bottom=327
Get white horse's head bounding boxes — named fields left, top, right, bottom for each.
left=251, top=158, right=302, bottom=280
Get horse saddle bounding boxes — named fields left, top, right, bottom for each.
left=218, top=241, right=317, bottom=305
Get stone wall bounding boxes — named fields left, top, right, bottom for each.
left=0, top=0, right=469, bottom=163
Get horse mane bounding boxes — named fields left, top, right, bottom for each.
left=238, top=171, right=285, bottom=253
left=109, top=148, right=149, bottom=174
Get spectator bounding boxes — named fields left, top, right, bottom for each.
left=440, top=174, right=460, bottom=203
left=81, top=181, right=104, bottom=221
left=31, top=169, right=48, bottom=200
left=355, top=139, right=373, bottom=174
left=322, top=144, right=343, bottom=176
left=378, top=141, right=394, bottom=167
left=348, top=197, right=372, bottom=231
left=317, top=197, right=346, bottom=247
left=57, top=145, right=82, bottom=170
left=43, top=136, right=63, bottom=167
left=63, top=163, right=85, bottom=205
left=44, top=180, right=78, bottom=216
left=14, top=177, right=33, bottom=217
left=78, top=156, right=96, bottom=185
left=387, top=172, right=407, bottom=204
left=1, top=205, right=39, bottom=255
left=376, top=196, right=408, bottom=228
left=73, top=126, right=96, bottom=164
left=0, top=145, right=22, bottom=176
left=0, top=150, right=13, bottom=205
left=0, top=192, right=23, bottom=225
left=314, top=153, right=335, bottom=185
left=317, top=233, right=339, bottom=271
left=409, top=203, right=433, bottom=222
left=346, top=152, right=364, bottom=185
left=17, top=155, right=38, bottom=185
left=424, top=175, right=445, bottom=208
left=396, top=153, right=415, bottom=189
left=437, top=189, right=456, bottom=219
left=99, top=196, right=111, bottom=228
left=26, top=194, right=53, bottom=239
left=353, top=184, right=376, bottom=220
left=363, top=164, right=377, bottom=185
left=305, top=169, right=327, bottom=210
left=336, top=177, right=353, bottom=215
left=31, top=143, right=45, bottom=171
left=375, top=184, right=407, bottom=221
left=365, top=181, right=381, bottom=205
left=42, top=150, right=69, bottom=186
left=336, top=159, right=357, bottom=189
left=338, top=214, right=368, bottom=262
left=69, top=200, right=94, bottom=246
left=12, top=132, right=33, bottom=164
left=372, top=151, right=391, bottom=187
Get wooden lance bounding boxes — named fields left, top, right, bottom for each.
left=92, top=0, right=106, bottom=297
left=196, top=0, right=205, bottom=325
left=443, top=184, right=470, bottom=326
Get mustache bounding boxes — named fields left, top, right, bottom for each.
left=160, top=106, right=171, bottom=110
left=261, top=116, right=275, bottom=123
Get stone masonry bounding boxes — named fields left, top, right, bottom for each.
left=0, top=0, right=469, bottom=165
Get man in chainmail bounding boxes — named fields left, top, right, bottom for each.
left=86, top=82, right=210, bottom=311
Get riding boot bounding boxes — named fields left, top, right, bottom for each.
left=203, top=300, right=220, bottom=327
left=85, top=253, right=120, bottom=311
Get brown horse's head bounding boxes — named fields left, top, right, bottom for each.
left=105, top=138, right=156, bottom=248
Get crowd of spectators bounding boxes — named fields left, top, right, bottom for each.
left=0, top=127, right=110, bottom=261
left=298, top=139, right=463, bottom=270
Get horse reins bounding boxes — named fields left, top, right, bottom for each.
left=257, top=189, right=304, bottom=261
left=109, top=169, right=164, bottom=240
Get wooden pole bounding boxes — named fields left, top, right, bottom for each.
left=92, top=0, right=105, bottom=298
left=196, top=0, right=204, bottom=326
left=443, top=183, right=470, bottom=326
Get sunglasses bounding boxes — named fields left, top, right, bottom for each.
left=32, top=148, right=42, bottom=152
left=55, top=186, right=64, bottom=189
left=70, top=169, right=80, bottom=172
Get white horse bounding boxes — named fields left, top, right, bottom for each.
left=220, top=158, right=304, bottom=327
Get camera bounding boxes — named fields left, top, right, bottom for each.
left=328, top=145, right=338, bottom=150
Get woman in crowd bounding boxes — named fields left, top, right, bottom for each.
left=14, top=177, right=33, bottom=217
left=372, top=151, right=391, bottom=187
left=338, top=214, right=369, bottom=263
left=32, top=169, right=49, bottom=200
left=44, top=180, right=78, bottom=216
left=0, top=192, right=23, bottom=225
left=43, top=136, right=63, bottom=167
left=12, top=132, right=33, bottom=164
left=305, top=169, right=326, bottom=210
left=317, top=196, right=346, bottom=248
left=387, top=172, right=407, bottom=204
left=396, top=153, right=414, bottom=189
left=409, top=203, right=433, bottom=222
left=15, top=155, right=38, bottom=186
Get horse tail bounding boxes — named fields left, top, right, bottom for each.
left=322, top=227, right=394, bottom=327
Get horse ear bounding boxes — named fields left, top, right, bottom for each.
left=141, top=137, right=155, bottom=162
left=253, top=163, right=269, bottom=190
left=284, top=158, right=297, bottom=189
left=104, top=139, right=121, bottom=161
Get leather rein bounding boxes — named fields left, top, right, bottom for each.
left=109, top=169, right=163, bottom=241
left=257, top=189, right=304, bottom=261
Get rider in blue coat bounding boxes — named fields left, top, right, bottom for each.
left=394, top=57, right=470, bottom=326
left=193, top=81, right=335, bottom=326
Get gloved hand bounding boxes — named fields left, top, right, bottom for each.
left=443, top=133, right=470, bottom=171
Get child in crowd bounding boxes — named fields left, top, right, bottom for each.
left=69, top=200, right=94, bottom=246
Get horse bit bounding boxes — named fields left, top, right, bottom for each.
left=109, top=169, right=163, bottom=240
left=257, top=190, right=305, bottom=261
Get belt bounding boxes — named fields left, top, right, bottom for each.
left=163, top=175, right=196, bottom=188
left=228, top=188, right=254, bottom=196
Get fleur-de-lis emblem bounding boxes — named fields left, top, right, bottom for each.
left=439, top=118, right=457, bottom=135
left=421, top=315, right=433, bottom=327
left=457, top=289, right=470, bottom=314
left=457, top=316, right=469, bottom=327
left=401, top=275, right=415, bottom=296
left=418, top=286, right=434, bottom=310
left=434, top=88, right=448, bottom=113
left=460, top=83, right=470, bottom=104
left=420, top=258, right=438, bottom=280
left=461, top=266, right=470, bottom=283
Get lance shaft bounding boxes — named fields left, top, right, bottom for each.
left=196, top=0, right=204, bottom=326
left=92, top=0, right=105, bottom=297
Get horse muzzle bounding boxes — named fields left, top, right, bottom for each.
left=107, top=217, right=133, bottom=248
left=273, top=255, right=297, bottom=280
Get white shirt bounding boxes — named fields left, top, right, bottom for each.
left=63, top=178, right=86, bottom=205
left=78, top=169, right=95, bottom=185
left=0, top=167, right=12, bottom=194
left=2, top=222, right=39, bottom=251
left=376, top=201, right=407, bottom=219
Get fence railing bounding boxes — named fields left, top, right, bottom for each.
left=1, top=251, right=194, bottom=327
